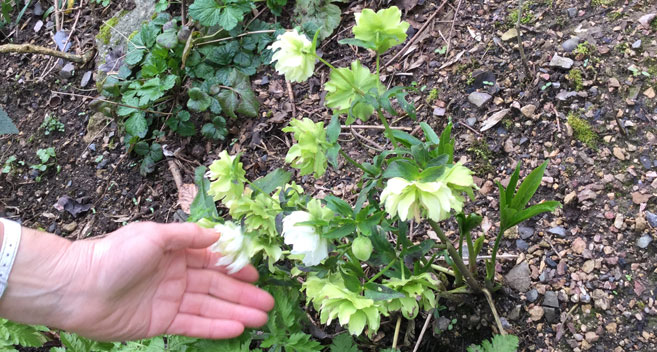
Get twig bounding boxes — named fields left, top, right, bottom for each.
left=551, top=106, right=562, bottom=132
left=51, top=91, right=172, bottom=115
left=53, top=0, right=61, bottom=32
left=482, top=288, right=506, bottom=335
left=0, top=44, right=94, bottom=63
left=196, top=30, right=276, bottom=46
left=168, top=159, right=183, bottom=191
left=458, top=119, right=483, bottom=136
left=181, top=0, right=187, bottom=27
left=286, top=80, right=296, bottom=119
left=445, top=0, right=462, bottom=55
left=61, top=8, right=82, bottom=58
left=349, top=127, right=385, bottom=151
left=516, top=0, right=531, bottom=77
left=412, top=310, right=433, bottom=352
left=384, top=0, right=449, bottom=68
left=342, top=124, right=412, bottom=131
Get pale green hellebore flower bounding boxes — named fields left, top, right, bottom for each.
left=211, top=221, right=253, bottom=274
left=206, top=150, right=246, bottom=207
left=269, top=29, right=316, bottom=83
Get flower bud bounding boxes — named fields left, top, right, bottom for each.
left=352, top=236, right=373, bottom=261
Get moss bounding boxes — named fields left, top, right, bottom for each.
left=568, top=113, right=598, bottom=148
left=425, top=88, right=439, bottom=104
left=591, top=0, right=615, bottom=6
left=567, top=69, right=584, bottom=91
left=607, top=11, right=623, bottom=20
left=97, top=16, right=120, bottom=45
left=467, top=139, right=494, bottom=175
left=575, top=41, right=596, bottom=57
left=507, top=1, right=534, bottom=25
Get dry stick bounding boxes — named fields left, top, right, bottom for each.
left=53, top=0, right=61, bottom=32
left=383, top=0, right=449, bottom=68
left=445, top=0, right=463, bottom=55
left=516, top=0, right=531, bottom=77
left=61, top=8, right=82, bottom=55
left=482, top=288, right=506, bottom=335
left=551, top=106, right=562, bottom=132
left=349, top=127, right=384, bottom=151
left=51, top=91, right=172, bottom=115
left=0, top=44, right=94, bottom=63
left=412, top=310, right=434, bottom=352
left=286, top=80, right=296, bottom=119
left=168, top=159, right=183, bottom=191
left=181, top=0, right=187, bottom=27
left=342, top=124, right=412, bottom=131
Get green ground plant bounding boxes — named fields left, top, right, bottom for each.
left=567, top=69, right=584, bottom=91
left=507, top=1, right=533, bottom=25
left=567, top=112, right=598, bottom=148
left=40, top=114, right=65, bottom=135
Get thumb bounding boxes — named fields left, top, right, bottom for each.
left=149, top=222, right=219, bottom=251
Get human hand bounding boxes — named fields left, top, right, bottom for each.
left=0, top=222, right=274, bottom=341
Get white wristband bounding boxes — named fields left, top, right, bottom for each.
left=0, top=218, right=22, bottom=299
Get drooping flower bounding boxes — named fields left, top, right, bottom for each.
left=206, top=151, right=246, bottom=207
left=282, top=118, right=330, bottom=177
left=281, top=199, right=332, bottom=266
left=380, top=164, right=475, bottom=222
left=269, top=29, right=316, bottom=83
left=352, top=6, right=410, bottom=54
left=229, top=191, right=281, bottom=238
left=324, top=60, right=382, bottom=122
left=210, top=221, right=253, bottom=274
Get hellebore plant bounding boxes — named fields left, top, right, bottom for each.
left=189, top=5, right=560, bottom=345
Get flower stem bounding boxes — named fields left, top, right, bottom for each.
left=378, top=108, right=399, bottom=148
left=486, top=227, right=506, bottom=282
left=431, top=264, right=456, bottom=277
left=428, top=220, right=482, bottom=292
left=392, top=315, right=402, bottom=350
left=339, top=149, right=369, bottom=174
left=376, top=54, right=380, bottom=78
left=314, top=54, right=337, bottom=71
left=366, top=259, right=396, bottom=284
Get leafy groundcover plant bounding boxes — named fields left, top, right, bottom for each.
left=1, top=5, right=558, bottom=352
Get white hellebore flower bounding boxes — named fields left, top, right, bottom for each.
left=269, top=29, right=316, bottom=83
left=210, top=221, right=252, bottom=274
left=282, top=211, right=328, bottom=266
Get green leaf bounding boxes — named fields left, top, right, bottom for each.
left=473, top=236, right=484, bottom=257
left=293, top=0, right=341, bottom=40
left=188, top=166, right=220, bottom=222
left=382, top=159, right=419, bottom=180
left=201, top=116, right=228, bottom=140
left=437, top=122, right=454, bottom=163
left=285, top=332, right=323, bottom=352
left=390, top=130, right=421, bottom=146
left=324, top=195, right=353, bottom=217
left=216, top=69, right=259, bottom=118
left=250, top=168, right=292, bottom=195
left=509, top=160, right=548, bottom=210
left=60, top=332, right=94, bottom=352
left=0, top=319, right=47, bottom=348
left=188, top=0, right=252, bottom=30
left=467, top=334, right=519, bottom=352
left=125, top=113, right=148, bottom=139
left=352, top=6, right=409, bottom=54
left=187, top=87, right=212, bottom=112
left=0, top=106, right=18, bottom=135
left=505, top=162, right=522, bottom=205
left=506, top=201, right=561, bottom=229
left=420, top=122, right=439, bottom=144
left=134, top=141, right=150, bottom=156
left=329, top=333, right=360, bottom=352
left=417, top=165, right=445, bottom=182
left=156, top=31, right=178, bottom=49
left=363, top=283, right=406, bottom=301
left=338, top=38, right=377, bottom=50
left=324, top=60, right=381, bottom=122
left=323, top=223, right=356, bottom=239
left=140, top=156, right=156, bottom=176
left=326, top=114, right=341, bottom=143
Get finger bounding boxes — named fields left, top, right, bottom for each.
left=186, top=269, right=274, bottom=311
left=179, top=293, right=270, bottom=328
left=142, top=222, right=219, bottom=251
left=186, top=248, right=259, bottom=282
left=166, top=314, right=244, bottom=339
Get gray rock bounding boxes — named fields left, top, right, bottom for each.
left=556, top=90, right=578, bottom=101
left=468, top=92, right=492, bottom=108
left=436, top=316, right=451, bottom=331
left=646, top=211, right=657, bottom=228
left=60, top=63, right=75, bottom=79
left=80, top=71, right=93, bottom=88
left=519, top=226, right=534, bottom=239
left=516, top=239, right=529, bottom=251
left=507, top=305, right=522, bottom=320
left=433, top=107, right=446, bottom=116
left=526, top=289, right=539, bottom=303
left=505, top=262, right=531, bottom=292
left=580, top=293, right=591, bottom=303
left=562, top=37, right=580, bottom=52
left=566, top=7, right=577, bottom=18
left=549, top=53, right=574, bottom=69
left=548, top=226, right=567, bottom=238
left=640, top=155, right=652, bottom=169
left=543, top=291, right=559, bottom=308
left=544, top=307, right=558, bottom=323
left=33, top=1, right=44, bottom=16
left=637, top=235, right=653, bottom=249
left=500, top=317, right=512, bottom=330
left=466, top=117, right=477, bottom=126
left=632, top=39, right=642, bottom=49
left=545, top=257, right=557, bottom=268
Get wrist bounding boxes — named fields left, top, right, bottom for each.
left=0, top=226, right=74, bottom=327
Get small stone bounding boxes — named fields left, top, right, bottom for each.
left=545, top=257, right=558, bottom=268
left=606, top=322, right=617, bottom=334
left=436, top=316, right=451, bottom=331
left=505, top=262, right=531, bottom=292
left=580, top=293, right=591, bottom=303
left=564, top=191, right=577, bottom=205
left=582, top=260, right=595, bottom=273
left=548, top=226, right=567, bottom=238
left=636, top=216, right=648, bottom=231
left=638, top=13, right=656, bottom=29
left=529, top=306, right=544, bottom=321
left=59, top=63, right=75, bottom=79
left=578, top=188, right=597, bottom=201
left=80, top=71, right=93, bottom=88
left=612, top=147, right=625, bottom=160
left=34, top=20, right=43, bottom=32
left=33, top=1, right=44, bottom=16
left=572, top=237, right=587, bottom=254
left=632, top=39, right=642, bottom=49
left=433, top=107, right=446, bottom=116
left=556, top=90, right=578, bottom=101
left=608, top=77, right=621, bottom=88
left=508, top=305, right=522, bottom=320
left=644, top=87, right=656, bottom=99
left=632, top=192, right=651, bottom=204
left=516, top=239, right=529, bottom=251
left=466, top=117, right=477, bottom=126
left=549, top=53, right=574, bottom=69
left=613, top=214, right=624, bottom=229
left=585, top=332, right=599, bottom=343
left=637, top=235, right=653, bottom=249
left=639, top=155, right=653, bottom=169
left=591, top=289, right=610, bottom=310
left=573, top=333, right=583, bottom=341
left=544, top=307, right=558, bottom=323
left=562, top=37, right=580, bottom=52
left=566, top=7, right=577, bottom=18
left=520, top=104, right=536, bottom=118
left=62, top=221, right=78, bottom=232
left=501, top=28, right=518, bottom=41
left=503, top=138, right=514, bottom=153
left=543, top=291, right=559, bottom=308
left=518, top=226, right=534, bottom=239
left=526, top=289, right=539, bottom=303
left=646, top=211, right=657, bottom=227
left=468, top=92, right=492, bottom=108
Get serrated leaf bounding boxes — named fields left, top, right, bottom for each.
left=467, top=334, right=519, bottom=352
left=326, top=114, right=341, bottom=143
left=329, top=333, right=360, bottom=352
left=189, top=0, right=251, bottom=30
left=363, top=283, right=406, bottom=301
left=293, top=0, right=341, bottom=40
left=188, top=165, right=219, bottom=222
left=125, top=113, right=148, bottom=139
left=216, top=69, right=259, bottom=118
left=382, top=160, right=419, bottom=180
left=187, top=87, right=212, bottom=112
left=156, top=31, right=178, bottom=49
left=250, top=168, right=291, bottom=195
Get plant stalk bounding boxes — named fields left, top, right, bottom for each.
left=430, top=264, right=456, bottom=277
left=392, top=315, right=402, bottom=350
left=482, top=288, right=506, bottom=335
left=339, top=149, right=369, bottom=174
left=428, top=220, right=481, bottom=292
left=366, top=259, right=396, bottom=284
left=486, top=227, right=506, bottom=282
left=377, top=108, right=399, bottom=148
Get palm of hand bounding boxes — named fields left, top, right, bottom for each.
left=59, top=222, right=273, bottom=341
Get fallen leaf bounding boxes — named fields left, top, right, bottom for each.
left=480, top=109, right=510, bottom=132
left=178, top=183, right=198, bottom=214
left=638, top=13, right=656, bottom=29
